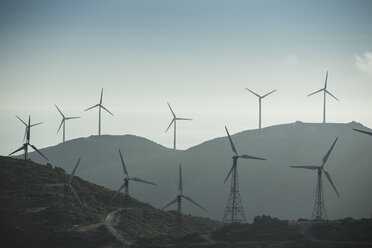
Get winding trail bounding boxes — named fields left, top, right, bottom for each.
left=104, top=208, right=133, bottom=246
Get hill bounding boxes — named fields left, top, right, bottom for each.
left=0, top=156, right=220, bottom=248
left=22, top=122, right=372, bottom=221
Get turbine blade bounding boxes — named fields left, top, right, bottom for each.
left=167, top=102, right=176, bottom=118
left=55, top=105, right=64, bottom=117
left=176, top=118, right=192, bottom=121
left=183, top=195, right=207, bottom=212
left=101, top=105, right=114, bottom=116
left=162, top=197, right=178, bottom=210
left=179, top=164, right=183, bottom=192
left=46, top=183, right=66, bottom=188
left=84, top=104, right=99, bottom=111
left=225, top=126, right=238, bottom=155
left=70, top=186, right=84, bottom=208
left=9, top=145, right=26, bottom=156
left=322, top=137, right=338, bottom=166
left=30, top=122, right=43, bottom=127
left=100, top=88, right=103, bottom=104
left=239, top=154, right=266, bottom=160
left=111, top=182, right=126, bottom=201
left=118, top=149, right=129, bottom=177
left=57, top=119, right=64, bottom=133
left=353, top=129, right=372, bottom=136
left=29, top=144, right=48, bottom=161
left=262, top=89, right=277, bottom=98
left=307, top=88, right=323, bottom=97
left=326, top=90, right=339, bottom=101
left=23, top=127, right=27, bottom=141
left=224, top=164, right=235, bottom=183
left=132, top=177, right=157, bottom=186
left=324, top=71, right=328, bottom=89
left=323, top=170, right=340, bottom=198
left=245, top=88, right=260, bottom=98
left=69, top=158, right=81, bottom=184
left=290, top=165, right=319, bottom=170
left=65, top=116, right=81, bottom=120
left=165, top=119, right=175, bottom=133
left=16, top=115, right=27, bottom=126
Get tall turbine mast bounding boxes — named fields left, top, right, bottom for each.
left=162, top=164, right=207, bottom=232
left=55, top=105, right=80, bottom=143
left=290, top=138, right=340, bottom=221
left=9, top=115, right=48, bottom=161
left=84, top=88, right=114, bottom=135
left=245, top=89, right=277, bottom=129
left=223, top=127, right=265, bottom=222
left=308, top=71, right=339, bottom=123
left=165, top=103, right=192, bottom=150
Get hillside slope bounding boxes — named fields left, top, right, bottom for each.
left=0, top=156, right=220, bottom=248
left=23, top=122, right=372, bottom=221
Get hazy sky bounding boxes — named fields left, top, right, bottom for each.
left=1, top=0, right=371, bottom=155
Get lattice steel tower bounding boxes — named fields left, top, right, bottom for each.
left=311, top=168, right=327, bottom=220
left=223, top=162, right=246, bottom=222
left=223, top=127, right=266, bottom=223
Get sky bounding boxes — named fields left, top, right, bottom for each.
left=0, top=0, right=372, bottom=155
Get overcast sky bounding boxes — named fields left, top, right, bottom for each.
left=1, top=0, right=371, bottom=155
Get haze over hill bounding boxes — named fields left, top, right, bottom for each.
left=23, top=122, right=372, bottom=222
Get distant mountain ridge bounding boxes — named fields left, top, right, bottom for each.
left=22, top=122, right=372, bottom=221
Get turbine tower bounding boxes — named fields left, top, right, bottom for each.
left=245, top=88, right=277, bottom=129
left=55, top=105, right=80, bottom=143
left=308, top=71, right=339, bottom=123
left=165, top=103, right=192, bottom=150
left=162, top=164, right=207, bottom=232
left=84, top=88, right=114, bottom=135
left=47, top=158, right=84, bottom=208
left=111, top=149, right=156, bottom=208
left=353, top=129, right=372, bottom=136
left=9, top=115, right=48, bottom=161
left=223, top=127, right=265, bottom=223
left=290, top=138, right=340, bottom=221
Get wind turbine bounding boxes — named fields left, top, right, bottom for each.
left=84, top=88, right=114, bottom=135
left=245, top=88, right=277, bottom=129
left=111, top=149, right=156, bottom=202
left=16, top=115, right=43, bottom=142
left=47, top=158, right=84, bottom=208
left=165, top=103, right=192, bottom=150
left=223, top=127, right=266, bottom=223
left=290, top=137, right=340, bottom=221
left=162, top=164, right=207, bottom=231
left=55, top=105, right=80, bottom=143
left=9, top=115, right=48, bottom=161
left=308, top=71, right=339, bottom=123
left=353, top=129, right=372, bottom=136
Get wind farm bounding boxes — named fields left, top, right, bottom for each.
left=1, top=1, right=372, bottom=247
